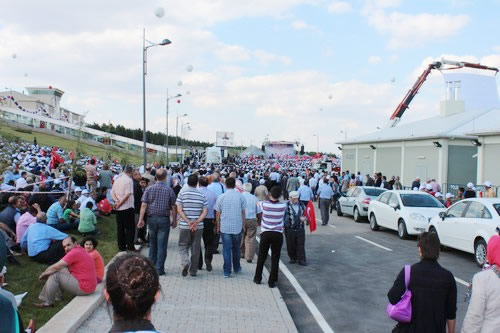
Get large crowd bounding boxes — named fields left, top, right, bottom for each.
left=0, top=137, right=499, bottom=333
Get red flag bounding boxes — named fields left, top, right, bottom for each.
left=305, top=200, right=316, bottom=232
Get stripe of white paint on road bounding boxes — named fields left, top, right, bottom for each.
left=355, top=236, right=393, bottom=252
left=256, top=236, right=335, bottom=333
left=316, top=219, right=337, bottom=228
left=455, top=277, right=469, bottom=287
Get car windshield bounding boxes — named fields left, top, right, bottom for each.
left=400, top=194, right=444, bottom=208
left=364, top=188, right=386, bottom=196
left=493, top=204, right=500, bottom=216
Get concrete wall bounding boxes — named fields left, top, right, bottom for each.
left=356, top=147, right=374, bottom=177
left=402, top=143, right=439, bottom=186
left=447, top=145, right=477, bottom=185
left=341, top=147, right=356, bottom=172
left=375, top=147, right=401, bottom=178
left=477, top=134, right=500, bottom=185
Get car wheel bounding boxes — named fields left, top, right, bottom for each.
left=337, top=202, right=343, bottom=216
left=398, top=220, right=409, bottom=240
left=474, top=239, right=487, bottom=267
left=353, top=206, right=362, bottom=222
left=369, top=214, right=379, bottom=231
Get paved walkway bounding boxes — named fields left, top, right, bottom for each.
left=77, top=228, right=297, bottom=333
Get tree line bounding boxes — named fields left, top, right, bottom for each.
left=86, top=122, right=212, bottom=148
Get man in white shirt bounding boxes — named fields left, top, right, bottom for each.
left=240, top=183, right=262, bottom=263
left=15, top=171, right=28, bottom=190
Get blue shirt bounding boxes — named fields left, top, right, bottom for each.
left=47, top=202, right=64, bottom=225
left=215, top=189, right=246, bottom=234
left=242, top=191, right=262, bottom=219
left=297, top=185, right=314, bottom=201
left=317, top=183, right=334, bottom=199
left=207, top=181, right=225, bottom=198
left=21, top=223, right=67, bottom=256
left=198, top=187, right=217, bottom=219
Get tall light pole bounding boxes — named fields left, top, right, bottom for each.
left=181, top=122, right=190, bottom=162
left=165, top=90, right=181, bottom=165
left=176, top=112, right=187, bottom=163
left=142, top=28, right=171, bottom=168
left=313, top=134, right=319, bottom=153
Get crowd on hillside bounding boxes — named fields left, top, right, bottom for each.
left=0, top=136, right=499, bottom=332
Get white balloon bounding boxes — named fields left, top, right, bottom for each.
left=154, top=8, right=165, bottom=18
left=177, top=80, right=183, bottom=86
left=186, top=65, right=193, bottom=72
left=328, top=94, right=333, bottom=99
left=319, top=107, right=324, bottom=111
left=186, top=90, right=191, bottom=95
left=24, top=73, right=28, bottom=77
left=390, top=77, right=396, bottom=83
left=12, top=54, right=16, bottom=59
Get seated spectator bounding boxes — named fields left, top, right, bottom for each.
left=97, top=197, right=112, bottom=216
left=35, top=236, right=97, bottom=308
left=47, top=196, right=78, bottom=231
left=105, top=253, right=161, bottom=332
left=0, top=196, right=23, bottom=233
left=63, top=200, right=80, bottom=224
left=78, top=201, right=97, bottom=236
left=81, top=236, right=104, bottom=281
left=76, top=189, right=90, bottom=206
left=80, top=192, right=98, bottom=215
left=16, top=204, right=41, bottom=243
left=15, top=171, right=28, bottom=190
left=21, top=212, right=67, bottom=265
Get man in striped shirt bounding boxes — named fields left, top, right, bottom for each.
left=176, top=174, right=208, bottom=277
left=254, top=186, right=286, bottom=288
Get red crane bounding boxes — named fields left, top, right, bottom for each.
left=387, top=58, right=499, bottom=128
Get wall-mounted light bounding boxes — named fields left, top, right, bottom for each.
left=370, top=145, right=376, bottom=150
left=338, top=146, right=342, bottom=150
left=433, top=141, right=442, bottom=148
left=471, top=139, right=482, bottom=147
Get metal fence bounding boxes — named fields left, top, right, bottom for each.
left=442, top=183, right=499, bottom=198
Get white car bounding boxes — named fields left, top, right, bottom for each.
left=337, top=186, right=387, bottom=222
left=427, top=198, right=500, bottom=267
left=368, top=190, right=445, bottom=239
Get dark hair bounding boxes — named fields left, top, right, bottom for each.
left=187, top=174, right=198, bottom=187
left=28, top=205, right=38, bottom=215
left=90, top=159, right=96, bottom=165
left=69, top=236, right=77, bottom=243
left=80, top=236, right=98, bottom=248
left=198, top=176, right=208, bottom=187
left=86, top=201, right=93, bottom=209
left=270, top=186, right=281, bottom=199
left=225, top=177, right=236, bottom=189
left=66, top=200, right=75, bottom=210
left=418, top=232, right=440, bottom=260
left=105, top=253, right=160, bottom=320
left=458, top=187, right=465, bottom=192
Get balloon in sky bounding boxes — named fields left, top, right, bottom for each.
left=12, top=54, right=17, bottom=59
left=186, top=65, right=193, bottom=72
left=328, top=94, right=333, bottom=99
left=177, top=80, right=183, bottom=86
left=154, top=8, right=165, bottom=18
left=390, top=77, right=396, bottom=83
left=320, top=107, right=324, bottom=111
left=186, top=90, right=191, bottom=95
left=24, top=73, right=28, bottom=77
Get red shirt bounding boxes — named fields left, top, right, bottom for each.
left=88, top=249, right=105, bottom=281
left=63, top=246, right=97, bottom=293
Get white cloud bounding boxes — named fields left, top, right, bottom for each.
left=253, top=50, right=292, bottom=65
left=290, top=20, right=322, bottom=34
left=327, top=1, right=353, bottom=13
left=366, top=11, right=470, bottom=48
left=492, top=45, right=500, bottom=53
left=368, top=56, right=382, bottom=64
left=214, top=44, right=250, bottom=62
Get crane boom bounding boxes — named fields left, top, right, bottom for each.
left=386, top=58, right=499, bottom=128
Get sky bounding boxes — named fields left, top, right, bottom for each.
left=1, top=0, right=499, bottom=153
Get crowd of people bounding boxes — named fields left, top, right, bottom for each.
left=0, top=134, right=498, bottom=332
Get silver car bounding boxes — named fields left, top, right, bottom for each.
left=337, top=186, right=387, bottom=222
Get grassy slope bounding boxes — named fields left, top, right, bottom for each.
left=4, top=215, right=118, bottom=328
left=0, top=124, right=159, bottom=165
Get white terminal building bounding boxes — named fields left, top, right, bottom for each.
left=338, top=69, right=500, bottom=191
left=0, top=86, right=183, bottom=157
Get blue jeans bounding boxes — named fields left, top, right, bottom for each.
left=221, top=232, right=242, bottom=276
left=148, top=216, right=171, bottom=274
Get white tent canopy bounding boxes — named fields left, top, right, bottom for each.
left=240, top=145, right=265, bottom=157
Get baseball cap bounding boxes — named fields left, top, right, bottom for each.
left=445, top=193, right=453, bottom=199
left=483, top=181, right=492, bottom=187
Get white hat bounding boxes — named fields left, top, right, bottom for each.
left=467, top=182, right=474, bottom=189
left=82, top=189, right=90, bottom=195
left=259, top=179, right=265, bottom=185
left=483, top=181, right=492, bottom=187
left=445, top=193, right=454, bottom=199
left=434, top=192, right=443, bottom=198
left=289, top=191, right=299, bottom=198
left=412, top=187, right=419, bottom=191
left=74, top=187, right=82, bottom=192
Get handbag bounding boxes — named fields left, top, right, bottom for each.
left=386, top=265, right=412, bottom=323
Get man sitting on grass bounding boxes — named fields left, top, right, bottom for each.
left=21, top=212, right=67, bottom=265
left=35, top=236, right=97, bottom=308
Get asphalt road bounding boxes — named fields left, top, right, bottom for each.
left=273, top=205, right=480, bottom=333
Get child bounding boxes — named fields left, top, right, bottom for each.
left=444, top=193, right=454, bottom=208
left=63, top=200, right=80, bottom=224
left=78, top=201, right=97, bottom=236
left=80, top=236, right=104, bottom=282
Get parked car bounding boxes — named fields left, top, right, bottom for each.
left=337, top=186, right=387, bottom=222
left=368, top=190, right=445, bottom=239
left=427, top=198, right=500, bottom=267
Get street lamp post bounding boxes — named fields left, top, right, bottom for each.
left=181, top=122, right=190, bottom=162
left=142, top=28, right=171, bottom=168
left=313, top=134, right=319, bottom=153
left=176, top=112, right=187, bottom=163
left=165, top=90, right=181, bottom=165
